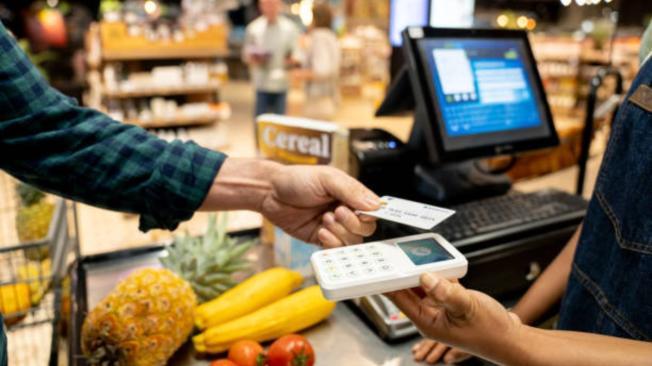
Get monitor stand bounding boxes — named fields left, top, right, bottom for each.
left=406, top=105, right=512, bottom=206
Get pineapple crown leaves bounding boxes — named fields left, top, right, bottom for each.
left=159, top=214, right=255, bottom=303
left=16, top=182, right=46, bottom=206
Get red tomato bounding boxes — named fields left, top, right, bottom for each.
left=228, top=340, right=266, bottom=366
left=267, top=334, right=315, bottom=366
left=210, top=360, right=238, bottom=366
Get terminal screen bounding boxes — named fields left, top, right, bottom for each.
left=397, top=238, right=453, bottom=266
left=418, top=38, right=550, bottom=150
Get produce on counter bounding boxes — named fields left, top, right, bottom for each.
left=81, top=268, right=196, bottom=366
left=17, top=259, right=51, bottom=305
left=228, top=340, right=266, bottom=366
left=15, top=183, right=54, bottom=260
left=210, top=360, right=239, bottom=366
left=193, top=286, right=335, bottom=354
left=0, top=283, right=31, bottom=325
left=267, top=335, right=315, bottom=366
left=195, top=267, right=303, bottom=330
left=161, top=214, right=255, bottom=303
left=81, top=214, right=254, bottom=366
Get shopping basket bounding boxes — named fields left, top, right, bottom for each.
left=0, top=172, right=78, bottom=366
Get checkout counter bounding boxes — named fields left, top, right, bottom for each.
left=71, top=243, right=458, bottom=366
left=68, top=27, right=590, bottom=365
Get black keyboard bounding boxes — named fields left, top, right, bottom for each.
left=434, top=189, right=588, bottom=248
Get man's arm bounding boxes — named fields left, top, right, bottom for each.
left=0, top=22, right=224, bottom=231
left=0, top=22, right=380, bottom=244
left=242, top=24, right=261, bottom=66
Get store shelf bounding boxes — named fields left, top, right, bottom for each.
left=102, top=48, right=230, bottom=61
left=103, top=81, right=223, bottom=98
left=126, top=115, right=216, bottom=128
left=125, top=105, right=231, bottom=129
left=99, top=22, right=229, bottom=61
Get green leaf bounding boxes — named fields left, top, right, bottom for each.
left=226, top=242, right=253, bottom=262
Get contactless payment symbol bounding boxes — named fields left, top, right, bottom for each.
left=409, top=247, right=432, bottom=257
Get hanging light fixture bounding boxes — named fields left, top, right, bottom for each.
left=562, top=0, right=610, bottom=6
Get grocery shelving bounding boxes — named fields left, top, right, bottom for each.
left=124, top=104, right=231, bottom=129
left=532, top=33, right=639, bottom=121
left=98, top=21, right=228, bottom=61
left=102, top=81, right=223, bottom=99
left=85, top=21, right=231, bottom=130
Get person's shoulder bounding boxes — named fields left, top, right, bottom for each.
left=246, top=17, right=266, bottom=32
left=279, top=16, right=299, bottom=31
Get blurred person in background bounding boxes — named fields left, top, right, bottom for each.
left=294, top=2, right=341, bottom=120
left=243, top=0, right=300, bottom=117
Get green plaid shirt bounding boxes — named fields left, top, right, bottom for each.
left=0, top=21, right=226, bottom=232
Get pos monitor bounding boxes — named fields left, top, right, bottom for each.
left=400, top=27, right=558, bottom=163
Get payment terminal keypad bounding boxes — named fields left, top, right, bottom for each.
left=314, top=244, right=396, bottom=283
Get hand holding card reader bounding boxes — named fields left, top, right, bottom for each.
left=311, top=233, right=467, bottom=301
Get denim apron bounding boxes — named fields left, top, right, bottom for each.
left=0, top=316, right=6, bottom=366
left=557, top=58, right=652, bottom=340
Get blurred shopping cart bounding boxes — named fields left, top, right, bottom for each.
left=0, top=172, right=79, bottom=366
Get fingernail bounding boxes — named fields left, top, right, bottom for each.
left=421, top=273, right=439, bottom=291
left=364, top=193, right=381, bottom=208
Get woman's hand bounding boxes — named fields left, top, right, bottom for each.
left=386, top=273, right=524, bottom=365
left=412, top=339, right=471, bottom=365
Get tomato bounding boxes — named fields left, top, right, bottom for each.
left=210, top=360, right=238, bottom=366
left=228, top=340, right=266, bottom=366
left=267, top=334, right=315, bottom=366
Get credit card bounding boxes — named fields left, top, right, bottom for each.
left=357, top=196, right=455, bottom=230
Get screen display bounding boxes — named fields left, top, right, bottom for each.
left=397, top=238, right=453, bottom=266
left=389, top=0, right=430, bottom=47
left=418, top=38, right=552, bottom=151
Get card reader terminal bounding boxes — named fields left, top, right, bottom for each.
left=311, top=233, right=467, bottom=301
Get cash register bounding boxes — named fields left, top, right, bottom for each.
left=348, top=27, right=588, bottom=341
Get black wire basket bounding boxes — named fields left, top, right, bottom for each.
left=0, top=173, right=78, bottom=366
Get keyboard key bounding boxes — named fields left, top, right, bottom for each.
left=379, top=264, right=394, bottom=272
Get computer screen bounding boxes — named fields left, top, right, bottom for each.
left=389, top=0, right=430, bottom=47
left=403, top=28, right=557, bottom=160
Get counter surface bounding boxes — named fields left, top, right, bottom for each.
left=169, top=303, right=426, bottom=366
left=78, top=244, right=488, bottom=366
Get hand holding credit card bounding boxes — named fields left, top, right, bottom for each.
left=356, top=196, right=455, bottom=230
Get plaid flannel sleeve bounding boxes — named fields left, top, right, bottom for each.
left=0, top=22, right=226, bottom=231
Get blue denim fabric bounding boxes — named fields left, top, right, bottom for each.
left=557, top=60, right=652, bottom=340
left=0, top=316, right=6, bottom=366
left=255, top=91, right=287, bottom=117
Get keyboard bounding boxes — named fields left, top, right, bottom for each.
left=374, top=189, right=588, bottom=250
left=435, top=189, right=588, bottom=248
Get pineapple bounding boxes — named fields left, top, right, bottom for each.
left=81, top=214, right=254, bottom=366
left=15, top=183, right=54, bottom=260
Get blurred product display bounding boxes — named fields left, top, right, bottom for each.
left=1, top=0, right=652, bottom=365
